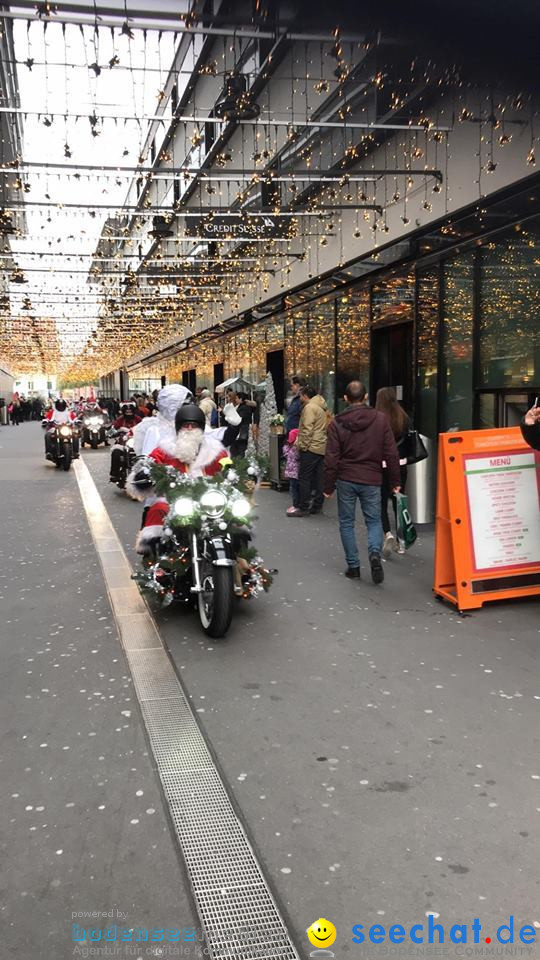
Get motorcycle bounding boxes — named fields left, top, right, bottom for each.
left=81, top=413, right=109, bottom=449
left=134, top=469, right=272, bottom=638
left=109, top=428, right=136, bottom=490
left=46, top=422, right=76, bottom=471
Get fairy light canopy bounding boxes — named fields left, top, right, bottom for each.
left=0, top=0, right=537, bottom=384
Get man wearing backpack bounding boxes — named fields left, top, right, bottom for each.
left=198, top=388, right=218, bottom=428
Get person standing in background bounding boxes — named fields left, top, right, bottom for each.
left=289, top=386, right=329, bottom=517
left=375, top=387, right=411, bottom=556
left=285, top=376, right=306, bottom=435
left=198, top=388, right=218, bottom=428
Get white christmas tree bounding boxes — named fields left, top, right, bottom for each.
left=258, top=370, right=277, bottom=457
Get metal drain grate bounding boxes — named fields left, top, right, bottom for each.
left=74, top=459, right=301, bottom=960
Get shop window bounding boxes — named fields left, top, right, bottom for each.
left=416, top=269, right=439, bottom=440
left=372, top=271, right=415, bottom=327
left=479, top=221, right=540, bottom=389
left=306, top=299, right=335, bottom=409
left=336, top=287, right=369, bottom=410
left=441, top=254, right=474, bottom=432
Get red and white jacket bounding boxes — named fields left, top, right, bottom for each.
left=135, top=435, right=231, bottom=553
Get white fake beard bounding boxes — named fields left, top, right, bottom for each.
left=174, top=427, right=204, bottom=464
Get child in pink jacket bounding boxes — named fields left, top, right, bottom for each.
left=283, top=428, right=300, bottom=514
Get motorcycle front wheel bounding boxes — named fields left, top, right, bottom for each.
left=91, top=436, right=98, bottom=449
left=197, top=563, right=234, bottom=638
left=62, top=446, right=72, bottom=471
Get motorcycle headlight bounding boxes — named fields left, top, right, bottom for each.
left=174, top=497, right=195, bottom=518
left=200, top=489, right=227, bottom=517
left=231, top=497, right=251, bottom=519
left=126, top=437, right=134, bottom=449
left=59, top=426, right=71, bottom=437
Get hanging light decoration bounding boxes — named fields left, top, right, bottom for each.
left=215, top=74, right=260, bottom=121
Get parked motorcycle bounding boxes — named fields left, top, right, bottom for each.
left=81, top=413, right=109, bottom=449
left=46, top=422, right=76, bottom=471
left=109, top=428, right=136, bottom=490
left=135, top=471, right=272, bottom=638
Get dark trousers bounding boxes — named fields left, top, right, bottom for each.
left=289, top=477, right=300, bottom=508
left=298, top=451, right=324, bottom=512
left=10, top=408, right=21, bottom=425
left=230, top=438, right=248, bottom=459
left=381, top=465, right=408, bottom=534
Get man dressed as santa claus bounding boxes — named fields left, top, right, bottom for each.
left=130, top=402, right=232, bottom=554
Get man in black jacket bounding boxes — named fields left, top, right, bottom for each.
left=521, top=403, right=540, bottom=450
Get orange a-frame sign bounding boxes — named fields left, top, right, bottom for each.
left=434, top=427, right=540, bottom=611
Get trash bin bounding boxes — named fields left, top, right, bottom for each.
left=0, top=403, right=7, bottom=425
left=406, top=434, right=435, bottom=524
left=269, top=432, right=289, bottom=491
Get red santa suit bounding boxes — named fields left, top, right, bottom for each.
left=135, top=433, right=231, bottom=553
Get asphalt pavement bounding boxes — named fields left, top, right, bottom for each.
left=2, top=422, right=540, bottom=960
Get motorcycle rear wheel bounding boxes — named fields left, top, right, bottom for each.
left=197, top=564, right=234, bottom=638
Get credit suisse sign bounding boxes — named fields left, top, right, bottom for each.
left=184, top=214, right=295, bottom=240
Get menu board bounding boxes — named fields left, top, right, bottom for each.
left=464, top=449, right=540, bottom=571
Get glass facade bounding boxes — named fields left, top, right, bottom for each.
left=142, top=214, right=539, bottom=434
left=441, top=254, right=474, bottom=432
left=479, top=221, right=540, bottom=389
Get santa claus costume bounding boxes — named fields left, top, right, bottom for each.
left=132, top=403, right=231, bottom=554
left=132, top=383, right=192, bottom=458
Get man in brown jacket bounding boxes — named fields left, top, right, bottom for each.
left=323, top=380, right=401, bottom=583
left=289, top=386, right=329, bottom=517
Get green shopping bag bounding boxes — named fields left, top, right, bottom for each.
left=395, top=492, right=417, bottom=549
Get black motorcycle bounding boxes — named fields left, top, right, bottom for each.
left=109, top=428, right=136, bottom=490
left=136, top=478, right=269, bottom=638
left=46, top=422, right=76, bottom=471
left=81, top=413, right=109, bottom=449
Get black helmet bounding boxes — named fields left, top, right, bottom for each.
left=121, top=402, right=136, bottom=417
left=55, top=398, right=67, bottom=412
left=175, top=402, right=205, bottom=432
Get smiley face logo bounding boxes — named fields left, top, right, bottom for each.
left=306, top=918, right=337, bottom=948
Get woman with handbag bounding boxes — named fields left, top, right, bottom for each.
left=375, top=387, right=411, bottom=555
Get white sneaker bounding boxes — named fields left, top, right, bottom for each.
left=396, top=539, right=406, bottom=554
left=382, top=532, right=395, bottom=557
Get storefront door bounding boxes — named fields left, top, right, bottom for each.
left=371, top=322, right=414, bottom=414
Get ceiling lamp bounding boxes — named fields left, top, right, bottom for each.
left=11, top=269, right=27, bottom=284
left=215, top=74, right=260, bottom=122
left=124, top=268, right=137, bottom=287
left=149, top=215, right=174, bottom=239
left=0, top=209, right=15, bottom=235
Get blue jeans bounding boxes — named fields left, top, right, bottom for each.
left=336, top=480, right=383, bottom=569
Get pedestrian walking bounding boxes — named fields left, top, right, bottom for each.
left=9, top=395, right=22, bottom=426
left=323, top=380, right=401, bottom=583
left=289, top=386, right=329, bottom=517
left=283, top=428, right=300, bottom=514
left=375, top=387, right=411, bottom=556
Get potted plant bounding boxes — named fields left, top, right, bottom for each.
left=269, top=413, right=285, bottom=435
